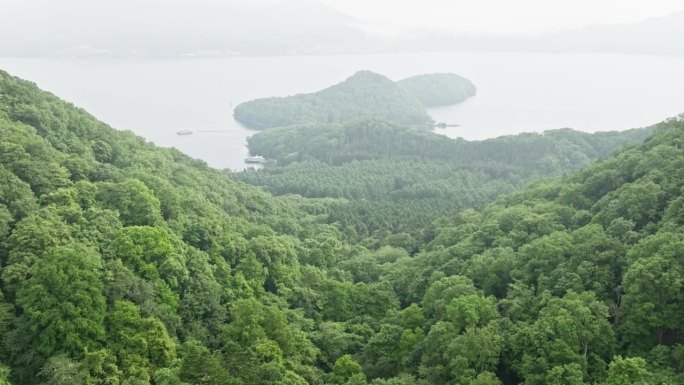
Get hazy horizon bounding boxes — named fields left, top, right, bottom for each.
left=317, top=0, right=684, bottom=35
left=1, top=0, right=684, bottom=58
left=3, top=0, right=682, bottom=35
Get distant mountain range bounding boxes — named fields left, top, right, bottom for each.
left=0, top=0, right=374, bottom=57
left=0, top=0, right=682, bottom=57
left=541, top=11, right=684, bottom=56
left=385, top=12, right=684, bottom=57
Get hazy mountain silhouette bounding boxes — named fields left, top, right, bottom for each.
left=1, top=0, right=682, bottom=57
left=0, top=0, right=372, bottom=57
left=541, top=11, right=684, bottom=55
left=386, top=11, right=684, bottom=56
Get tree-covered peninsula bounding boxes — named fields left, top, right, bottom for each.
left=2, top=68, right=684, bottom=385
left=233, top=71, right=433, bottom=129
left=397, top=73, right=476, bottom=106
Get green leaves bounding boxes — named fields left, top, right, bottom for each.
left=602, top=356, right=654, bottom=385
left=38, top=355, right=88, bottom=385
left=106, top=301, right=176, bottom=380
left=621, top=253, right=684, bottom=352
left=332, top=355, right=366, bottom=385
left=511, top=291, right=613, bottom=384
left=16, top=245, right=105, bottom=359
left=0, top=365, right=11, bottom=385
left=179, top=340, right=230, bottom=385
left=97, top=180, right=162, bottom=227
left=446, top=295, right=498, bottom=331
left=420, top=291, right=503, bottom=385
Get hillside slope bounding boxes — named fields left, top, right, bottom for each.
left=0, top=69, right=382, bottom=385
left=378, top=117, right=684, bottom=384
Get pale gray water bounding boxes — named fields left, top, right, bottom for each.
left=1, top=52, right=682, bottom=170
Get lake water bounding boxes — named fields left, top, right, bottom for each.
left=1, top=52, right=683, bottom=170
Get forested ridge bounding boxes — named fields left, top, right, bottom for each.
left=233, top=71, right=433, bottom=130
left=245, top=119, right=651, bottom=166
left=1, top=68, right=683, bottom=385
left=239, top=119, right=653, bottom=240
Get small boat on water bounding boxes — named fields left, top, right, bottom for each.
left=434, top=122, right=460, bottom=129
left=177, top=129, right=193, bottom=135
left=245, top=155, right=266, bottom=164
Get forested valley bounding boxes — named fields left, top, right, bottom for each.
left=1, top=68, right=684, bottom=385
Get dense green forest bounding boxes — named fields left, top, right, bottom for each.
left=1, top=68, right=683, bottom=385
left=397, top=74, right=476, bottom=107
left=233, top=71, right=433, bottom=129
left=0, top=69, right=371, bottom=385
left=238, top=119, right=652, bottom=239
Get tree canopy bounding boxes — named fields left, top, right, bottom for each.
left=1, top=68, right=683, bottom=385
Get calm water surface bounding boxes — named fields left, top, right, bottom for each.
left=1, top=52, right=682, bottom=170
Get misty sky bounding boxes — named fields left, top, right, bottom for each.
left=178, top=0, right=684, bottom=35
left=315, top=0, right=684, bottom=35
left=1, top=0, right=683, bottom=37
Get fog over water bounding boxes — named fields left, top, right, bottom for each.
left=1, top=51, right=682, bottom=170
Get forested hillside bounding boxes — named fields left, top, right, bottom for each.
left=377, top=117, right=684, bottom=385
left=0, top=69, right=376, bottom=385
left=233, top=71, right=433, bottom=130
left=1, top=69, right=683, bottom=385
left=239, top=119, right=653, bottom=240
